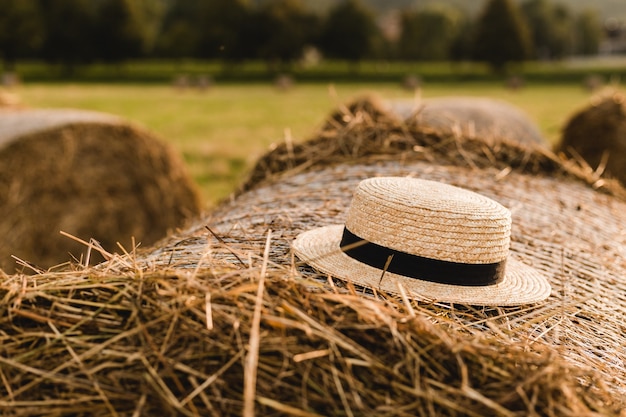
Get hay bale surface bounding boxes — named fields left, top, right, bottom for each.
left=557, top=92, right=626, bottom=185
left=0, top=109, right=202, bottom=271
left=388, top=96, right=546, bottom=146
left=124, top=98, right=626, bottom=412
left=0, top=266, right=618, bottom=416
left=147, top=147, right=626, bottom=400
left=1, top=99, right=626, bottom=415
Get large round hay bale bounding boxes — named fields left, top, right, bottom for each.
left=126, top=99, right=626, bottom=411
left=388, top=96, right=546, bottom=146
left=556, top=92, right=626, bottom=185
left=2, top=100, right=625, bottom=415
left=0, top=109, right=202, bottom=271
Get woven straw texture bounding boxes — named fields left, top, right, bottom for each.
left=292, top=176, right=552, bottom=306
left=293, top=224, right=552, bottom=306
left=343, top=177, right=512, bottom=263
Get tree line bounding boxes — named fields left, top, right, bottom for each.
left=0, top=0, right=606, bottom=74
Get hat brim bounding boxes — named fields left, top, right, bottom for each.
left=293, top=225, right=552, bottom=306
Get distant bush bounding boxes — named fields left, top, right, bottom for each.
left=0, top=0, right=608, bottom=74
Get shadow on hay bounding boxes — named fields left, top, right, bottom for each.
left=0, top=117, right=202, bottom=272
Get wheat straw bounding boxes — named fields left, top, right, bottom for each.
left=1, top=96, right=625, bottom=415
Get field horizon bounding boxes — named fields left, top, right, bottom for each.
left=8, top=79, right=615, bottom=207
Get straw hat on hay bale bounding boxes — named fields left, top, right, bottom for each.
left=0, top=108, right=202, bottom=272
left=388, top=96, right=547, bottom=146
left=1, top=97, right=625, bottom=415
left=556, top=92, right=626, bottom=186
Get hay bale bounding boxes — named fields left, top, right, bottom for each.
left=126, top=97, right=626, bottom=411
left=556, top=92, right=626, bottom=185
left=243, top=96, right=559, bottom=192
left=388, top=96, right=546, bottom=146
left=2, top=99, right=626, bottom=415
left=0, top=109, right=202, bottom=271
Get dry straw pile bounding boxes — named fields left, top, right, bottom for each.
left=1, top=96, right=626, bottom=416
left=0, top=109, right=202, bottom=272
left=557, top=91, right=626, bottom=186
left=245, top=96, right=564, bottom=192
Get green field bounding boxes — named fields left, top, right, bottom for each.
left=12, top=80, right=608, bottom=207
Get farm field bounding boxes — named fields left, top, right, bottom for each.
left=13, top=81, right=607, bottom=207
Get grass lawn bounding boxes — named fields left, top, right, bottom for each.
left=13, top=81, right=605, bottom=207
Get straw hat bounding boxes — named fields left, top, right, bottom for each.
left=292, top=177, right=552, bottom=306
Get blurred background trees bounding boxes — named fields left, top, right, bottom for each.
left=574, top=10, right=603, bottom=55
left=195, top=0, right=254, bottom=61
left=38, top=0, right=97, bottom=72
left=318, top=0, right=381, bottom=65
left=398, top=5, right=463, bottom=61
left=522, top=0, right=573, bottom=60
left=0, top=0, right=615, bottom=75
left=93, top=0, right=147, bottom=64
left=473, top=0, right=532, bottom=72
left=0, top=0, right=43, bottom=71
left=254, top=0, right=320, bottom=69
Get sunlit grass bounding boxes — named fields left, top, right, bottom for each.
left=15, top=81, right=604, bottom=207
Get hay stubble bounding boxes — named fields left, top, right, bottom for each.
left=0, top=110, right=202, bottom=271
left=1, top=97, right=625, bottom=415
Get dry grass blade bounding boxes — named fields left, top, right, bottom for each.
left=180, top=350, right=243, bottom=407
left=257, top=397, right=326, bottom=417
left=48, top=322, right=119, bottom=417
left=243, top=230, right=271, bottom=417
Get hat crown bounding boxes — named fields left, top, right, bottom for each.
left=344, top=177, right=511, bottom=264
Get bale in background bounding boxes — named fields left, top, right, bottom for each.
left=556, top=92, right=626, bottom=185
left=244, top=95, right=555, bottom=192
left=388, top=96, right=547, bottom=146
left=0, top=109, right=202, bottom=271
